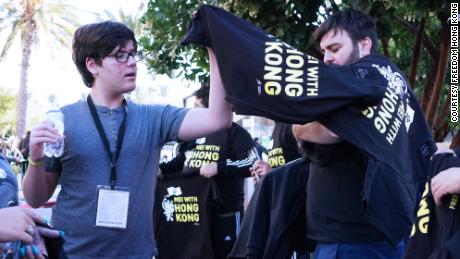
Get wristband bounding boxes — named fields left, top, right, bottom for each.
left=29, top=158, right=44, bottom=167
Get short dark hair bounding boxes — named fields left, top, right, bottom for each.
left=313, top=8, right=378, bottom=53
left=193, top=84, right=210, bottom=108
left=72, top=21, right=137, bottom=87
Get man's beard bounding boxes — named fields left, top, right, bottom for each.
left=344, top=44, right=361, bottom=64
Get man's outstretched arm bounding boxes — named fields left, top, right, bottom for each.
left=178, top=48, right=233, bottom=141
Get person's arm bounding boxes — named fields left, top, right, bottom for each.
left=178, top=48, right=233, bottom=141
left=22, top=122, right=60, bottom=208
left=0, top=206, right=63, bottom=259
left=200, top=126, right=256, bottom=178
left=434, top=142, right=455, bottom=155
left=0, top=207, right=42, bottom=243
left=431, top=167, right=460, bottom=206
left=250, top=160, right=272, bottom=180
left=292, top=122, right=341, bottom=144
left=200, top=148, right=258, bottom=179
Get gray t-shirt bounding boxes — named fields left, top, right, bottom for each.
left=46, top=99, right=188, bottom=259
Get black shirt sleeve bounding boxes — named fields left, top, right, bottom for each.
left=217, top=124, right=256, bottom=178
left=44, top=156, right=62, bottom=173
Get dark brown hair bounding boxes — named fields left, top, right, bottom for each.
left=72, top=21, right=137, bottom=87
left=313, top=9, right=378, bottom=53
left=194, top=84, right=210, bottom=108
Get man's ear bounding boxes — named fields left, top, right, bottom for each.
left=86, top=57, right=98, bottom=75
left=358, top=37, right=373, bottom=57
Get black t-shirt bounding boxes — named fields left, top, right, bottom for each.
left=303, top=141, right=383, bottom=243
left=160, top=123, right=255, bottom=213
left=229, top=158, right=312, bottom=258
left=268, top=123, right=301, bottom=168
left=155, top=173, right=214, bottom=259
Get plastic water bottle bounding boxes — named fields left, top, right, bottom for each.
left=44, top=109, right=65, bottom=157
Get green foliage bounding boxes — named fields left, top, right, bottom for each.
left=347, top=0, right=448, bottom=89
left=0, top=88, right=16, bottom=130
left=140, top=0, right=212, bottom=82
left=140, top=0, right=324, bottom=82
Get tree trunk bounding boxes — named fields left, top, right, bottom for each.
left=16, top=1, right=37, bottom=138
left=434, top=122, right=449, bottom=142
left=16, top=37, right=32, bottom=138
left=396, top=16, right=438, bottom=60
left=396, top=15, right=439, bottom=112
left=381, top=38, right=390, bottom=58
left=408, top=17, right=426, bottom=89
left=420, top=60, right=438, bottom=113
left=433, top=95, right=450, bottom=141
left=451, top=131, right=460, bottom=149
left=425, top=13, right=450, bottom=127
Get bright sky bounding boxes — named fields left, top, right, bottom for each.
left=0, top=0, right=195, bottom=129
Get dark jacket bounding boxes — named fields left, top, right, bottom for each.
left=229, top=158, right=314, bottom=259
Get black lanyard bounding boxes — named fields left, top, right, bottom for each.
left=87, top=95, right=127, bottom=189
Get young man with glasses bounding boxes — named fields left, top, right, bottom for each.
left=22, top=21, right=232, bottom=258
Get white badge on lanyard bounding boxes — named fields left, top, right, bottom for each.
left=95, top=185, right=130, bottom=229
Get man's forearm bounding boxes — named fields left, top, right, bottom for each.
left=22, top=165, right=58, bottom=208
left=178, top=48, right=233, bottom=140
left=207, top=48, right=233, bottom=129
left=292, top=122, right=341, bottom=144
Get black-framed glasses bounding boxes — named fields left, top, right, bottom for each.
left=106, top=51, right=143, bottom=63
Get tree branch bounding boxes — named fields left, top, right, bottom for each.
left=426, top=12, right=450, bottom=127
left=408, top=17, right=426, bottom=89
left=395, top=16, right=439, bottom=60
left=421, top=60, right=438, bottom=112
left=381, top=37, right=390, bottom=58
left=433, top=95, right=450, bottom=141
left=451, top=130, right=460, bottom=149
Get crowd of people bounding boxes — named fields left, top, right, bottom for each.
left=0, top=5, right=459, bottom=259
left=0, top=135, right=25, bottom=164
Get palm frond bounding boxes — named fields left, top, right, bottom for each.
left=0, top=20, right=22, bottom=62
